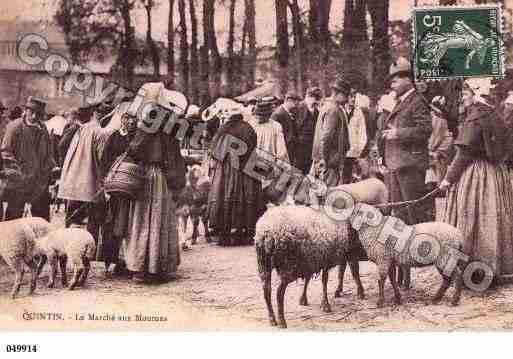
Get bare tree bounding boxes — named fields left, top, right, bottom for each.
left=204, top=0, right=222, bottom=99
left=167, top=0, right=176, bottom=88
left=289, top=0, right=307, bottom=95
left=226, top=0, right=237, bottom=97
left=142, top=0, right=161, bottom=79
left=343, top=0, right=369, bottom=92
left=200, top=0, right=211, bottom=105
left=245, top=0, right=257, bottom=91
left=189, top=0, right=200, bottom=103
left=55, top=0, right=140, bottom=89
left=178, top=0, right=189, bottom=96
left=368, top=0, right=390, bottom=99
left=275, top=0, right=289, bottom=96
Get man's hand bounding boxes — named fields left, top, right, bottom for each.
left=439, top=179, right=451, bottom=191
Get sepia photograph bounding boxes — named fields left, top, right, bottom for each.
left=1, top=0, right=513, bottom=352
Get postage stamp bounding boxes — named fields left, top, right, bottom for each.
left=412, top=4, right=505, bottom=82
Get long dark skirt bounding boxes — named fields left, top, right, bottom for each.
left=207, top=159, right=264, bottom=239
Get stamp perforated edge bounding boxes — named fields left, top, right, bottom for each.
left=411, top=3, right=506, bottom=83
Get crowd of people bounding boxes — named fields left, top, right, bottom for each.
left=1, top=56, right=513, bottom=289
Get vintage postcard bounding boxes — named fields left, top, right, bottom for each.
left=1, top=0, right=513, bottom=341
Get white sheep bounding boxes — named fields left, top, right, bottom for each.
left=36, top=228, right=96, bottom=290
left=255, top=205, right=359, bottom=329
left=352, top=211, right=464, bottom=308
left=329, top=177, right=389, bottom=298
left=0, top=217, right=53, bottom=299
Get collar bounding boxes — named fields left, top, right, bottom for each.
left=23, top=117, right=44, bottom=130
left=398, top=88, right=415, bottom=103
left=282, top=105, right=294, bottom=118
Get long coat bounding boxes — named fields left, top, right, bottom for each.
left=295, top=102, right=318, bottom=174
left=311, top=99, right=350, bottom=186
left=270, top=105, right=298, bottom=167
left=378, top=91, right=432, bottom=171
left=1, top=117, right=55, bottom=202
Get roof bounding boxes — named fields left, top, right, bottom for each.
left=235, top=81, right=280, bottom=102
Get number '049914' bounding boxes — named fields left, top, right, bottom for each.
left=6, top=344, right=38, bottom=353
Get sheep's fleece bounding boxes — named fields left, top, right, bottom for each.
left=255, top=205, right=350, bottom=276
left=0, top=217, right=53, bottom=267
left=36, top=228, right=96, bottom=265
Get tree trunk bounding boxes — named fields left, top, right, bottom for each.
left=289, top=0, right=307, bottom=96
left=200, top=0, right=211, bottom=105
left=318, top=0, right=331, bottom=94
left=206, top=0, right=223, bottom=99
left=368, top=0, right=390, bottom=100
left=144, top=0, right=160, bottom=79
left=178, top=0, right=189, bottom=96
left=226, top=0, right=237, bottom=97
left=120, top=0, right=136, bottom=88
left=245, top=0, right=257, bottom=91
left=167, top=0, right=175, bottom=88
left=189, top=0, right=200, bottom=104
left=342, top=0, right=369, bottom=92
left=275, top=0, right=289, bottom=97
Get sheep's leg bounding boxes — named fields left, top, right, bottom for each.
left=299, top=275, right=311, bottom=306
left=398, top=265, right=411, bottom=290
left=262, top=274, right=277, bottom=326
left=68, top=266, right=84, bottom=290
left=59, top=256, right=68, bottom=287
left=376, top=264, right=388, bottom=308
left=320, top=269, right=332, bottom=313
left=36, top=255, right=47, bottom=276
left=349, top=259, right=365, bottom=300
left=334, top=261, right=347, bottom=298
left=191, top=215, right=199, bottom=245
left=78, top=257, right=91, bottom=287
left=201, top=214, right=211, bottom=243
left=388, top=264, right=401, bottom=305
left=277, top=278, right=291, bottom=328
left=47, top=256, right=58, bottom=288
left=451, top=266, right=464, bottom=306
left=28, top=260, right=38, bottom=295
left=11, top=262, right=25, bottom=299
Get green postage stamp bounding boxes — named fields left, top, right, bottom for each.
left=412, top=3, right=505, bottom=82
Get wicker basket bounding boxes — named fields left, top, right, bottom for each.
left=104, top=155, right=146, bottom=200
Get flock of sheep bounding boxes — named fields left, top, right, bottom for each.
left=255, top=177, right=465, bottom=328
left=0, top=218, right=95, bottom=299
left=0, top=176, right=465, bottom=330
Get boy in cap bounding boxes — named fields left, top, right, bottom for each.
left=1, top=96, right=55, bottom=220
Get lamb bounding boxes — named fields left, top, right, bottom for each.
left=328, top=177, right=389, bottom=299
left=352, top=209, right=464, bottom=308
left=0, top=217, right=53, bottom=299
left=35, top=228, right=96, bottom=290
left=255, top=205, right=361, bottom=329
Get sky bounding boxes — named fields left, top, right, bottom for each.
left=1, top=0, right=510, bottom=46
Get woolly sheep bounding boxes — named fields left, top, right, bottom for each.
left=329, top=177, right=389, bottom=299
left=255, top=205, right=361, bottom=329
left=36, top=228, right=96, bottom=290
left=0, top=217, right=53, bottom=299
left=353, top=212, right=464, bottom=308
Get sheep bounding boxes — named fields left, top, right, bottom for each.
left=351, top=209, right=464, bottom=308
left=0, top=217, right=53, bottom=299
left=255, top=205, right=360, bottom=328
left=329, top=177, right=389, bottom=299
left=35, top=227, right=96, bottom=290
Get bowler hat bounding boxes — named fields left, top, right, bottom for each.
left=306, top=87, right=322, bottom=100
left=25, top=96, right=46, bottom=113
left=389, top=57, right=412, bottom=80
left=330, top=78, right=351, bottom=95
left=285, top=91, right=301, bottom=101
